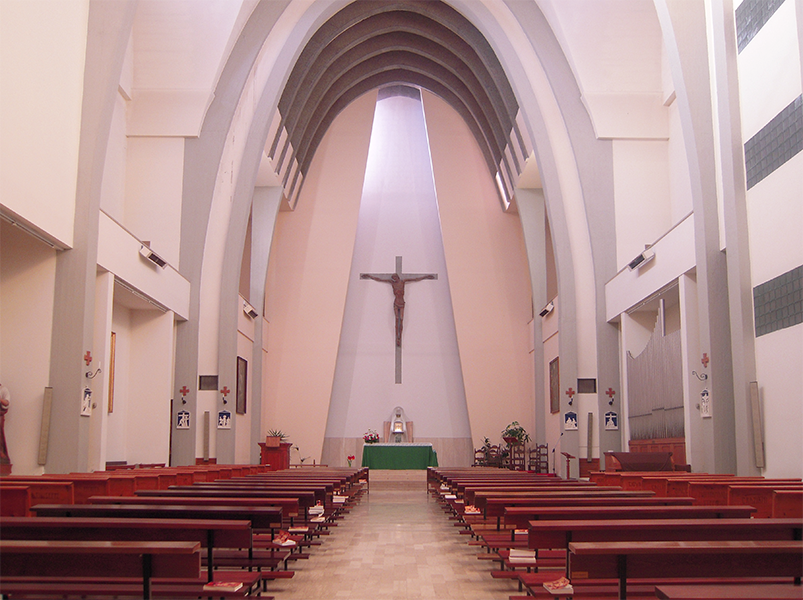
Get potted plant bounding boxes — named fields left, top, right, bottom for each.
left=265, top=429, right=288, bottom=447
left=502, top=421, right=530, bottom=446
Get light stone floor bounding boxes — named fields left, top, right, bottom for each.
left=266, top=476, right=515, bottom=600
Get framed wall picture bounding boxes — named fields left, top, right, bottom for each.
left=176, top=410, right=190, bottom=429
left=549, top=357, right=560, bottom=413
left=236, top=356, right=247, bottom=415
left=107, top=331, right=116, bottom=413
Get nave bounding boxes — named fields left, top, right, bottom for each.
left=272, top=472, right=511, bottom=600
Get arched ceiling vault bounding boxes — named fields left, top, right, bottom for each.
left=265, top=0, right=532, bottom=209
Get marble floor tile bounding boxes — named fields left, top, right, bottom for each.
left=267, top=486, right=516, bottom=599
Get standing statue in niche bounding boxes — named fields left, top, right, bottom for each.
left=0, top=383, right=11, bottom=472
left=360, top=272, right=436, bottom=348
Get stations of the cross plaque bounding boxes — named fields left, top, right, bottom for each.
left=360, top=256, right=437, bottom=383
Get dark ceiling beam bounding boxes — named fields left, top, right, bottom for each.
left=271, top=0, right=521, bottom=200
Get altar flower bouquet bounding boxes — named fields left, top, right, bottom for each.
left=363, top=429, right=380, bottom=444
left=347, top=454, right=355, bottom=467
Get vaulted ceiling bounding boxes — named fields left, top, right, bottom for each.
left=266, top=0, right=528, bottom=207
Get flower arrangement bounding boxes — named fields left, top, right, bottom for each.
left=347, top=454, right=355, bottom=467
left=363, top=429, right=380, bottom=444
left=502, top=421, right=530, bottom=445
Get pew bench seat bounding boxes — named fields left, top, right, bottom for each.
left=0, top=576, right=264, bottom=599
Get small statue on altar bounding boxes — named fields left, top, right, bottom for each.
left=385, top=406, right=412, bottom=443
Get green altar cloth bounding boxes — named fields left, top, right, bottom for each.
left=361, top=443, right=438, bottom=469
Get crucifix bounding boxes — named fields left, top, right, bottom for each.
left=360, top=256, right=437, bottom=383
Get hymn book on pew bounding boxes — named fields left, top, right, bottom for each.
left=543, top=576, right=573, bottom=595
left=203, top=581, right=243, bottom=592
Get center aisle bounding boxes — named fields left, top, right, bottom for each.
left=270, top=479, right=512, bottom=599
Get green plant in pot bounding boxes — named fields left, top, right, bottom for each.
left=265, top=429, right=288, bottom=447
left=502, top=421, right=530, bottom=446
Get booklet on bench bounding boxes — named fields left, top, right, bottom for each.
left=203, top=581, right=243, bottom=591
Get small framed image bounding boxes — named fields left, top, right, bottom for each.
left=236, top=356, right=247, bottom=415
left=81, top=387, right=92, bottom=417
left=176, top=410, right=191, bottom=430
left=564, top=411, right=578, bottom=431
left=549, top=358, right=560, bottom=414
left=700, top=388, right=712, bottom=418
left=217, top=410, right=232, bottom=429
left=604, top=411, right=618, bottom=430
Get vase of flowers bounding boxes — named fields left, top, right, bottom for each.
left=347, top=454, right=355, bottom=467
left=363, top=429, right=380, bottom=444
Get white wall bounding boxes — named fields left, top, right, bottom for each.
left=0, top=0, right=90, bottom=247
left=107, top=305, right=132, bottom=461
left=107, top=302, right=173, bottom=466
left=125, top=309, right=173, bottom=465
left=613, top=140, right=672, bottom=270
left=0, top=222, right=57, bottom=474
left=326, top=92, right=471, bottom=447
left=737, top=0, right=802, bottom=141
left=125, top=137, right=185, bottom=266
left=737, top=0, right=803, bottom=479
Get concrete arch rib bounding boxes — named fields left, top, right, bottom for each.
left=452, top=0, right=620, bottom=463
left=174, top=0, right=346, bottom=465
left=178, top=0, right=618, bottom=468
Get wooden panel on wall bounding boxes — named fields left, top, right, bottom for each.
left=629, top=437, right=686, bottom=466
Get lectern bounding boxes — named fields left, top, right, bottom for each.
left=259, top=440, right=292, bottom=470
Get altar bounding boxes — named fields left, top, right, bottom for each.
left=361, top=443, right=438, bottom=469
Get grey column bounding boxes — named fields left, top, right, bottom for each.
left=46, top=0, right=136, bottom=473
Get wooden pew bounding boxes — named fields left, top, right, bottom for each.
left=567, top=540, right=803, bottom=599
left=729, top=484, right=803, bottom=518
left=0, top=485, right=30, bottom=516
left=527, top=517, right=802, bottom=566
left=0, top=479, right=73, bottom=505
left=31, top=503, right=282, bottom=534
left=773, top=489, right=803, bottom=518
left=0, top=540, right=201, bottom=599
left=503, top=504, right=756, bottom=531
left=90, top=494, right=300, bottom=520
left=655, top=582, right=803, bottom=599
left=686, top=479, right=802, bottom=505
left=28, top=503, right=292, bottom=590
left=0, top=515, right=259, bottom=589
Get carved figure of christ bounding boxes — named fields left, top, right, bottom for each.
left=360, top=257, right=437, bottom=383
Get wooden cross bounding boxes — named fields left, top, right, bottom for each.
left=565, top=387, right=575, bottom=405
left=84, top=351, right=92, bottom=366
left=605, top=387, right=616, bottom=399
left=360, top=256, right=437, bottom=384
left=701, top=353, right=710, bottom=368
left=179, top=386, right=190, bottom=397
left=220, top=386, right=230, bottom=404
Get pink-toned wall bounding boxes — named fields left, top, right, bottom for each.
left=423, top=91, right=536, bottom=449
left=263, top=92, right=376, bottom=462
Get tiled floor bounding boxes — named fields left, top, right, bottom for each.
left=268, top=476, right=514, bottom=599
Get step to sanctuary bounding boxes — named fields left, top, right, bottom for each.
left=368, top=469, right=427, bottom=490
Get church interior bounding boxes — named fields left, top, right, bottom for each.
left=1, top=0, right=801, bottom=481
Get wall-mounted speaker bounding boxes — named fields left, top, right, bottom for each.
left=627, top=249, right=655, bottom=271
left=139, top=244, right=167, bottom=268
left=243, top=301, right=258, bottom=319
left=539, top=301, right=554, bottom=318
